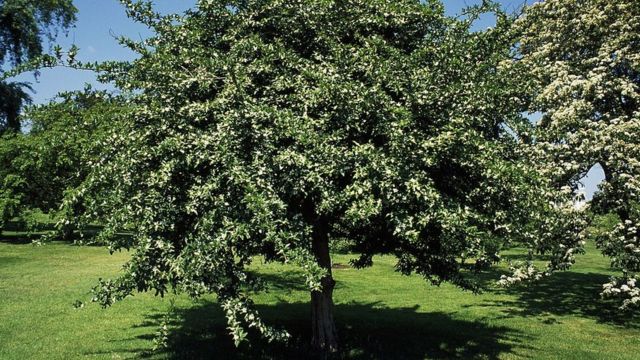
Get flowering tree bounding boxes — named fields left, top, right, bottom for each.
left=49, top=0, right=585, bottom=352
left=515, top=0, right=640, bottom=308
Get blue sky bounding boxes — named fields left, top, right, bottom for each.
left=9, top=0, right=605, bottom=198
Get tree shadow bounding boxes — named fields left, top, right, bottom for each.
left=1, top=219, right=57, bottom=233
left=247, top=270, right=309, bottom=294
left=0, top=221, right=130, bottom=245
left=470, top=269, right=640, bottom=328
left=89, top=298, right=528, bottom=360
left=0, top=231, right=44, bottom=244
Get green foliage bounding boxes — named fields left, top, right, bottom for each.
left=589, top=211, right=620, bottom=239
left=0, top=173, right=24, bottom=230
left=0, top=0, right=77, bottom=133
left=0, top=0, right=77, bottom=66
left=0, top=88, right=125, bottom=237
left=0, top=81, right=32, bottom=133
left=329, top=237, right=354, bottom=254
left=60, top=0, right=586, bottom=346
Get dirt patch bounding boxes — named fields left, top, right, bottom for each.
left=331, top=263, right=351, bottom=270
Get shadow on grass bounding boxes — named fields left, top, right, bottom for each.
left=249, top=270, right=310, bottom=293
left=471, top=269, right=640, bottom=328
left=110, top=300, right=527, bottom=360
left=0, top=231, right=45, bottom=244
left=0, top=221, right=130, bottom=246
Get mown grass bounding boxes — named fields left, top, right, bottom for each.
left=1, top=238, right=639, bottom=359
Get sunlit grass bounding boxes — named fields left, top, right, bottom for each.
left=1, top=239, right=638, bottom=359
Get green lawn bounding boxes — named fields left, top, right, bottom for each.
left=1, top=239, right=638, bottom=359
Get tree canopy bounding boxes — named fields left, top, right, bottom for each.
left=0, top=0, right=77, bottom=133
left=0, top=88, right=124, bottom=236
left=62, top=0, right=585, bottom=351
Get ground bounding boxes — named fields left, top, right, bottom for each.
left=1, top=236, right=639, bottom=359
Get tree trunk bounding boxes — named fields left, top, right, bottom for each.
left=61, top=222, right=75, bottom=241
left=310, top=217, right=338, bottom=352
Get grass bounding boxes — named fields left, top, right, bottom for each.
left=1, top=238, right=639, bottom=360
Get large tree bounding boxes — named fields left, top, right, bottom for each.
left=0, top=0, right=76, bottom=133
left=68, top=0, right=584, bottom=352
left=514, top=0, right=640, bottom=309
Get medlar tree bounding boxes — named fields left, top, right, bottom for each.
left=57, top=0, right=584, bottom=352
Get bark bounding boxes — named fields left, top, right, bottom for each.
left=310, top=216, right=338, bottom=352
left=61, top=222, right=75, bottom=241
left=601, top=161, right=613, bottom=183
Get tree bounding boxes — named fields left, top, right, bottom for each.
left=0, top=88, right=124, bottom=237
left=514, top=0, right=640, bottom=309
left=71, top=0, right=584, bottom=352
left=0, top=0, right=77, bottom=133
left=0, top=81, right=32, bottom=133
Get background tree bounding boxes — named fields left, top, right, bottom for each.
left=0, top=0, right=76, bottom=133
left=74, top=0, right=585, bottom=352
left=0, top=88, right=124, bottom=238
left=0, top=81, right=32, bottom=133
left=514, top=0, right=640, bottom=309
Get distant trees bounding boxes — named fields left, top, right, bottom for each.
left=0, top=89, right=124, bottom=237
left=0, top=0, right=78, bottom=232
left=0, top=81, right=32, bottom=133
left=515, top=0, right=640, bottom=308
left=0, top=0, right=77, bottom=133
